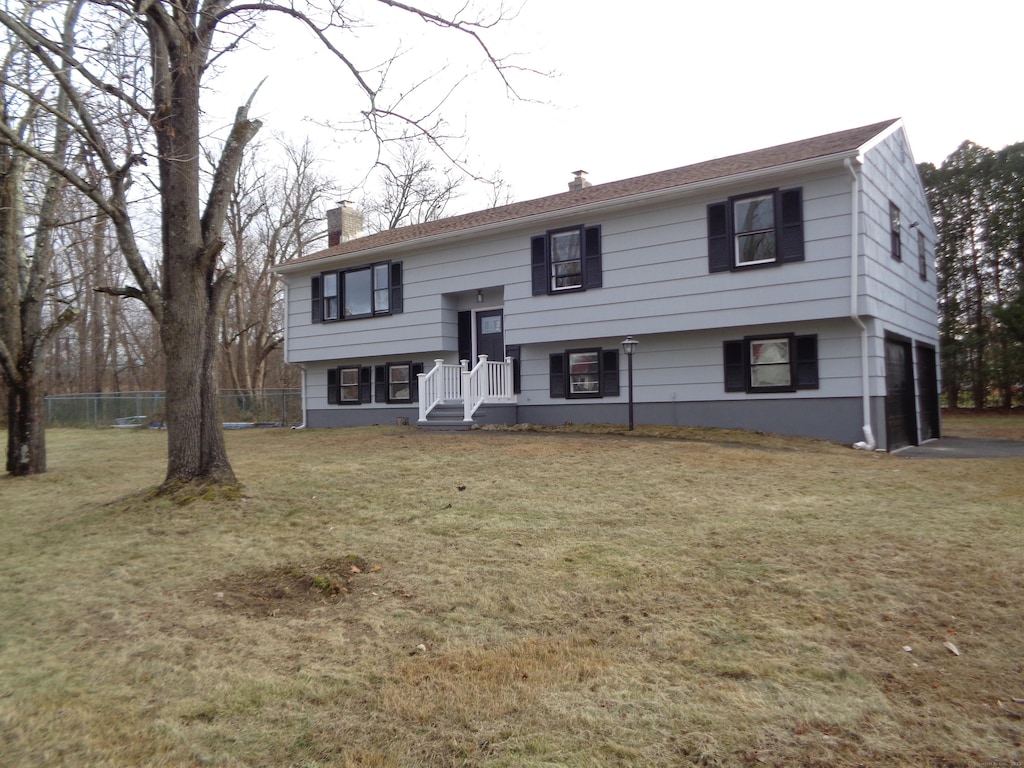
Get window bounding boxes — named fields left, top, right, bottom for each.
left=723, top=334, right=818, bottom=393
left=532, top=225, right=602, bottom=295
left=734, top=194, right=776, bottom=266
left=327, top=366, right=370, bottom=404
left=890, top=202, right=901, bottom=261
left=374, top=362, right=425, bottom=403
left=322, top=272, right=339, bottom=321
left=549, top=348, right=620, bottom=399
left=311, top=261, right=402, bottom=323
left=917, top=229, right=927, bottom=280
left=707, top=188, right=804, bottom=272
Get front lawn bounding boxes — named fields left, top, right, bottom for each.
left=0, top=425, right=1020, bottom=766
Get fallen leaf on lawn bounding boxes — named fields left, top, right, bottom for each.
left=370, top=565, right=382, bottom=572
left=943, top=641, right=960, bottom=656
left=350, top=565, right=362, bottom=574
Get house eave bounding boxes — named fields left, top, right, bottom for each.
left=274, top=149, right=863, bottom=276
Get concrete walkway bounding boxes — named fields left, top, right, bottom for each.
left=893, top=437, right=1024, bottom=459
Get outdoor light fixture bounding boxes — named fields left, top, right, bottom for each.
left=621, top=336, right=638, bottom=430
left=476, top=290, right=484, bottom=303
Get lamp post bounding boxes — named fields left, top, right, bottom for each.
left=621, top=336, right=639, bottom=431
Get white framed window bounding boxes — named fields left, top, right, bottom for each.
left=890, top=202, right=902, bottom=261
left=322, top=272, right=339, bottom=320
left=734, top=194, right=777, bottom=266
left=568, top=350, right=600, bottom=395
left=550, top=229, right=583, bottom=291
left=749, top=338, right=791, bottom=388
left=339, top=367, right=361, bottom=403
left=531, top=225, right=602, bottom=295
left=388, top=363, right=411, bottom=402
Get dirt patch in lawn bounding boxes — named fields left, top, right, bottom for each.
left=196, top=555, right=380, bottom=618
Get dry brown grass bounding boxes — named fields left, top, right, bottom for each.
left=942, top=409, right=1024, bottom=441
left=0, top=421, right=1021, bottom=767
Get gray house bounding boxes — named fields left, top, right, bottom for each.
left=276, top=119, right=939, bottom=450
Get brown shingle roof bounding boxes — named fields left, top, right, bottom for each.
left=282, top=119, right=898, bottom=268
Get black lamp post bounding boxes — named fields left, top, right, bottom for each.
left=621, top=336, right=639, bottom=430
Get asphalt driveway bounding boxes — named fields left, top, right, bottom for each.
left=893, top=437, right=1024, bottom=459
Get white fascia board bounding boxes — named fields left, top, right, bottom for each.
left=275, top=151, right=857, bottom=275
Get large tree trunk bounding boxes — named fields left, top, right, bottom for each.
left=6, top=375, right=46, bottom=476
left=152, top=37, right=237, bottom=489
left=161, top=275, right=236, bottom=486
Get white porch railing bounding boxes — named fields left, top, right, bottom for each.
left=417, top=355, right=515, bottom=423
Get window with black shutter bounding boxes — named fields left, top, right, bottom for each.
left=531, top=225, right=602, bottom=295
left=707, top=188, right=803, bottom=272
left=549, top=347, right=620, bottom=398
left=722, top=334, right=819, bottom=393
left=375, top=362, right=424, bottom=403
left=328, top=366, right=365, bottom=404
left=311, top=261, right=402, bottom=323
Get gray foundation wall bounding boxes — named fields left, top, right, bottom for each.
left=308, top=398, right=875, bottom=446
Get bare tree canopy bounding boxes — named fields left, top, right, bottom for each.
left=0, top=0, right=521, bottom=489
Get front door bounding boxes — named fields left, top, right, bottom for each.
left=476, top=309, right=504, bottom=362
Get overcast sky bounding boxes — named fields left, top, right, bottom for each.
left=210, top=0, right=1022, bottom=210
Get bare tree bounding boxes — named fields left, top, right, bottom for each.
left=221, top=138, right=330, bottom=394
left=362, top=139, right=463, bottom=232
left=0, top=3, right=81, bottom=475
left=0, top=0, right=520, bottom=491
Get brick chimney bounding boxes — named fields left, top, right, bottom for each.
left=326, top=201, right=364, bottom=247
left=568, top=170, right=591, bottom=191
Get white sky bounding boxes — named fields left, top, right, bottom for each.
left=209, top=0, right=1023, bottom=210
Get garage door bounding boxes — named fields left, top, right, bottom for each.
left=885, top=337, right=917, bottom=451
left=916, top=343, right=940, bottom=441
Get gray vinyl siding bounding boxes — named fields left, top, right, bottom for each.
left=506, top=171, right=857, bottom=345
left=285, top=168, right=866, bottom=364
left=281, top=124, right=938, bottom=446
left=857, top=128, right=938, bottom=343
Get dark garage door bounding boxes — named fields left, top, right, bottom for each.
left=885, top=337, right=918, bottom=451
left=916, top=343, right=940, bottom=441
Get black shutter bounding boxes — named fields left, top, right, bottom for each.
left=583, top=225, right=602, bottom=289
left=531, top=235, right=548, bottom=295
left=549, top=353, right=566, bottom=398
left=390, top=262, right=403, bottom=314
left=327, top=366, right=340, bottom=404
left=707, top=202, right=732, bottom=273
left=723, top=340, right=745, bottom=392
left=411, top=362, right=424, bottom=402
left=311, top=275, right=323, bottom=323
left=375, top=365, right=387, bottom=403
left=457, top=310, right=473, bottom=363
left=506, top=345, right=521, bottom=394
left=601, top=349, right=619, bottom=397
left=359, top=366, right=372, bottom=403
left=794, top=335, right=819, bottom=389
left=778, top=188, right=804, bottom=263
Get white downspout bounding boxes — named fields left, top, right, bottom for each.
left=846, top=157, right=875, bottom=451
left=291, top=364, right=308, bottom=429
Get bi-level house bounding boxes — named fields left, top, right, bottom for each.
left=275, top=119, right=940, bottom=450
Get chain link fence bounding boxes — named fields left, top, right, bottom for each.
left=44, top=390, right=302, bottom=428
